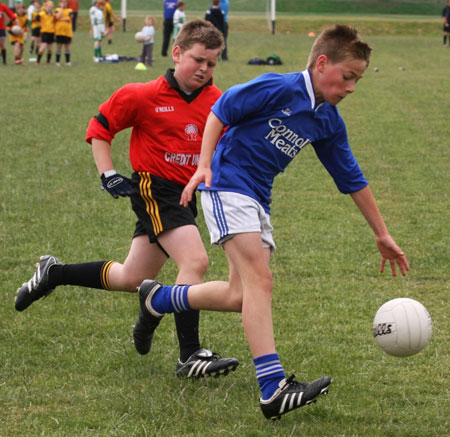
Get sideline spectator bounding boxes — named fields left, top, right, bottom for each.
left=67, top=0, right=77, bottom=31
left=104, top=0, right=120, bottom=45
left=138, top=15, right=154, bottom=66
left=28, top=0, right=40, bottom=54
left=89, top=0, right=105, bottom=62
left=442, top=0, right=450, bottom=46
left=219, top=0, right=228, bottom=60
left=54, top=0, right=72, bottom=65
left=205, top=0, right=224, bottom=35
left=161, top=0, right=176, bottom=57
left=8, top=1, right=27, bottom=65
left=172, top=0, right=185, bottom=41
left=36, top=0, right=55, bottom=65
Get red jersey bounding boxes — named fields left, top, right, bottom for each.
left=86, top=69, right=222, bottom=186
left=0, top=4, right=16, bottom=30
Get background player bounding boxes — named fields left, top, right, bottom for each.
left=103, top=0, right=120, bottom=45
left=15, top=19, right=239, bottom=379
left=8, top=1, right=27, bottom=65
left=28, top=0, right=41, bottom=55
left=54, top=0, right=72, bottom=66
left=35, top=0, right=55, bottom=65
left=442, top=0, right=450, bottom=46
left=89, top=0, right=105, bottom=62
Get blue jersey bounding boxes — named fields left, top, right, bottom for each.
left=199, top=70, right=368, bottom=213
left=219, top=0, right=229, bottom=21
left=163, top=0, right=177, bottom=19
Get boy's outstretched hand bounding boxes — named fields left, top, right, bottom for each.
left=180, top=167, right=212, bottom=207
left=376, top=234, right=410, bottom=277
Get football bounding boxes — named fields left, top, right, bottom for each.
left=134, top=31, right=146, bottom=43
left=373, top=298, right=432, bottom=357
left=11, top=25, right=23, bottom=36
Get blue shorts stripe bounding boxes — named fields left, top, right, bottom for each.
left=210, top=191, right=229, bottom=239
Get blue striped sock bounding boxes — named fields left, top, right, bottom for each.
left=254, top=353, right=286, bottom=401
left=151, top=285, right=191, bottom=314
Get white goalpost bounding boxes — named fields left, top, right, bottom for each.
left=121, top=0, right=127, bottom=31
left=266, top=0, right=276, bottom=34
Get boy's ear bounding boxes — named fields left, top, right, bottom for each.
left=172, top=45, right=181, bottom=63
left=316, top=55, right=329, bottom=73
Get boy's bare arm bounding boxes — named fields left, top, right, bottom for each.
left=180, top=112, right=224, bottom=206
left=91, top=138, right=134, bottom=199
left=350, top=185, right=410, bottom=277
left=91, top=138, right=114, bottom=175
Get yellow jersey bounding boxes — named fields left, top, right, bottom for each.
left=104, top=2, right=114, bottom=25
left=39, top=10, right=56, bottom=34
left=55, top=7, right=73, bottom=37
left=31, top=10, right=41, bottom=29
left=9, top=13, right=27, bottom=44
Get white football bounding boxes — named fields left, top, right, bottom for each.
left=11, top=25, right=23, bottom=36
left=373, top=298, right=432, bottom=357
left=134, top=31, right=146, bottom=43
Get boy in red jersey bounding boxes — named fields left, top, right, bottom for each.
left=15, top=20, right=239, bottom=378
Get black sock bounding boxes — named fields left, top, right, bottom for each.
left=1, top=49, right=6, bottom=64
left=56, top=52, right=61, bottom=62
left=444, top=35, right=448, bottom=45
left=46, top=52, right=52, bottom=63
left=174, top=310, right=201, bottom=362
left=65, top=51, right=70, bottom=62
left=49, top=260, right=115, bottom=290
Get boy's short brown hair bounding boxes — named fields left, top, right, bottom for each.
left=174, top=19, right=225, bottom=52
left=307, top=24, right=372, bottom=69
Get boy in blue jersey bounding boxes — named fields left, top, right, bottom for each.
left=134, top=25, right=410, bottom=420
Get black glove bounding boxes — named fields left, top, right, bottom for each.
left=100, top=172, right=135, bottom=199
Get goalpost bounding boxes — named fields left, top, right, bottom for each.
left=121, top=0, right=127, bottom=31
left=266, top=0, right=276, bottom=34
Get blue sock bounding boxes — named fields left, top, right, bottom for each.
left=254, top=353, right=286, bottom=401
left=151, top=285, right=191, bottom=314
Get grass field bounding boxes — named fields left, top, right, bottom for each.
left=1, top=13, right=449, bottom=437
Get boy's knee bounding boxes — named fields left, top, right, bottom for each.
left=181, top=252, right=208, bottom=277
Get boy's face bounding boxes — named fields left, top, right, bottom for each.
left=313, top=55, right=367, bottom=106
left=172, top=43, right=221, bottom=93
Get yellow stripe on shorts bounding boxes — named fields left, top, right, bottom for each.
left=138, top=172, right=163, bottom=235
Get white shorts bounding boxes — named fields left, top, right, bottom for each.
left=201, top=190, right=276, bottom=252
left=92, top=24, right=105, bottom=40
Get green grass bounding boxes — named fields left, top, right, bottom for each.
left=1, top=15, right=449, bottom=437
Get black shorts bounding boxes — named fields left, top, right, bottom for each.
left=0, top=29, right=6, bottom=38
left=131, top=172, right=197, bottom=243
left=55, top=35, right=71, bottom=44
left=444, top=25, right=450, bottom=33
left=40, top=32, right=54, bottom=44
left=31, top=27, right=41, bottom=37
